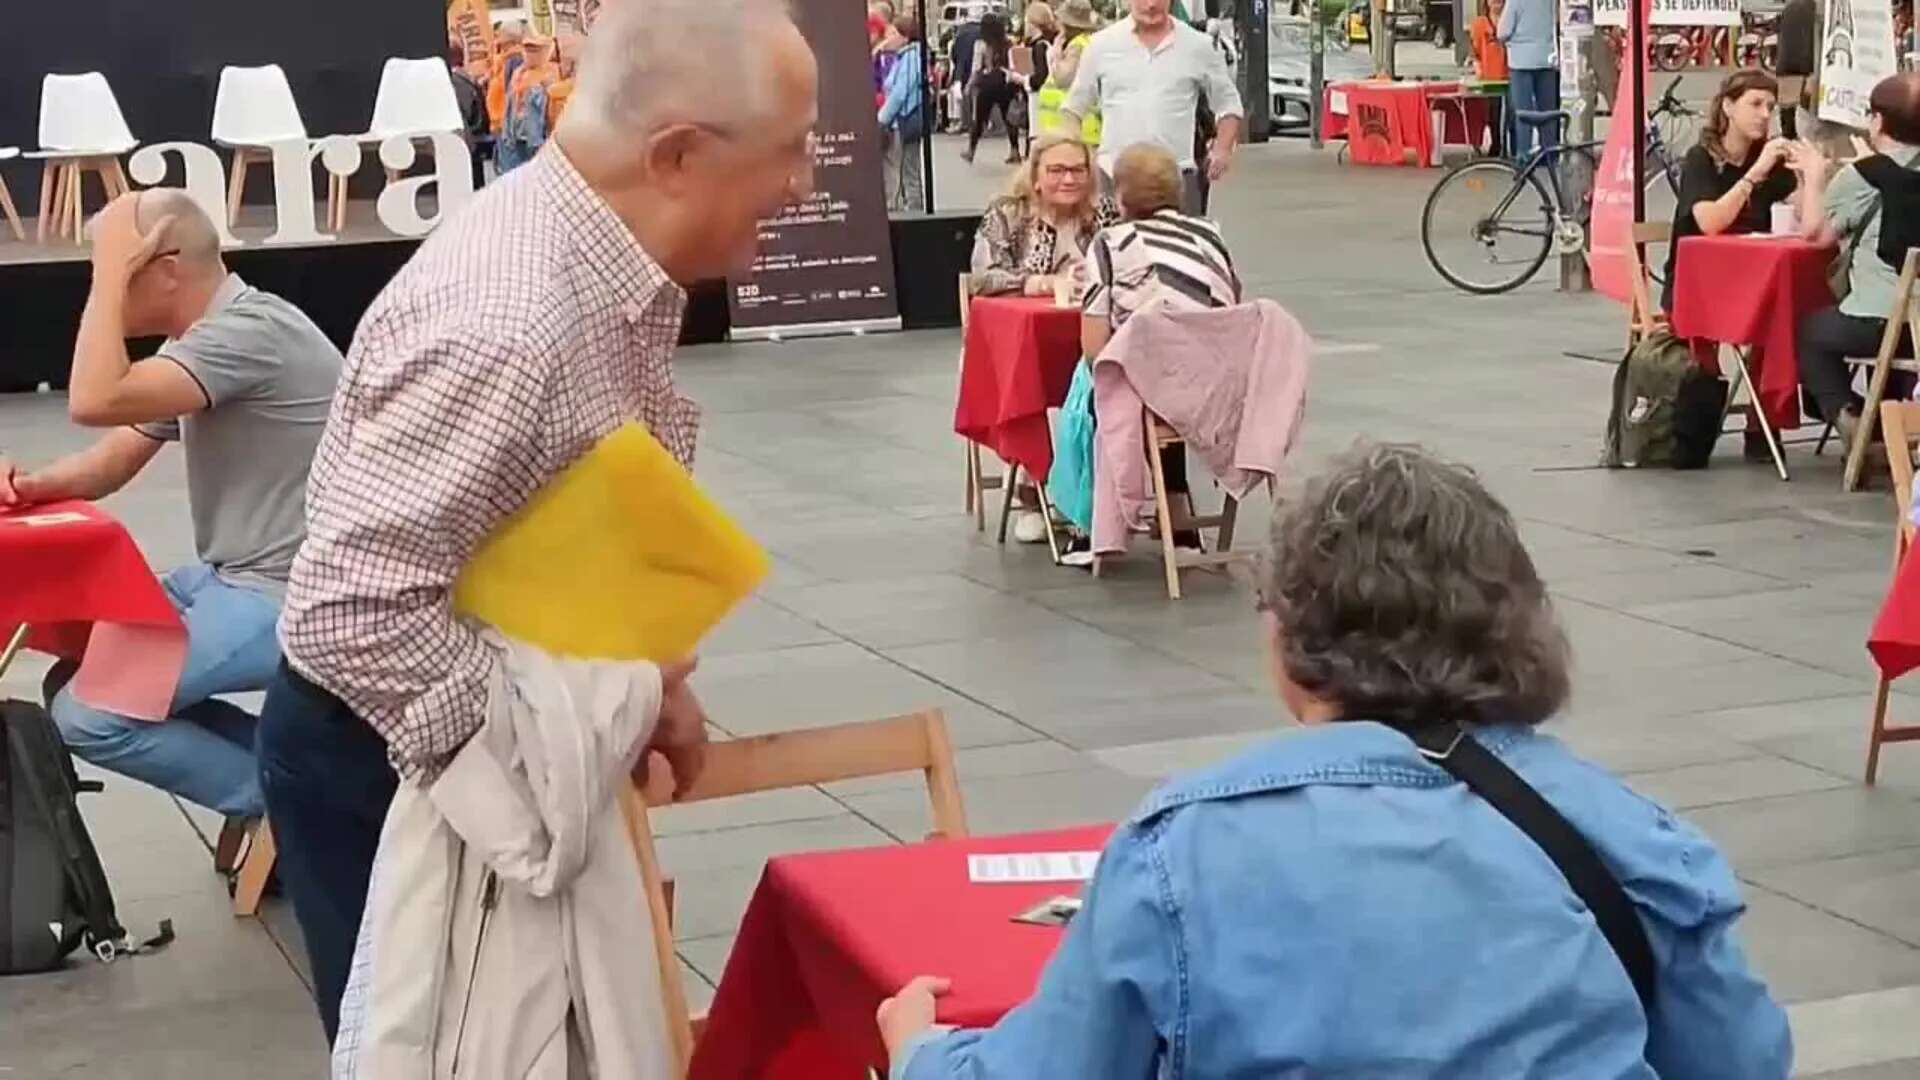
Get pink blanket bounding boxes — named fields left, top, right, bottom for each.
left=1090, top=300, right=1312, bottom=554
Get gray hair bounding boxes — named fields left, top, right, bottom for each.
left=569, top=0, right=794, bottom=136
left=1261, top=443, right=1571, bottom=731
left=134, top=188, right=223, bottom=273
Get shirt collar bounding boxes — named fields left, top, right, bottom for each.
left=533, top=141, right=686, bottom=327
left=205, top=272, right=247, bottom=317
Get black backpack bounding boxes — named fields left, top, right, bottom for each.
left=1602, top=328, right=1727, bottom=470
left=1, top=698, right=167, bottom=973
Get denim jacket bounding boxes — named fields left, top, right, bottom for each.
left=897, top=721, right=1791, bottom=1080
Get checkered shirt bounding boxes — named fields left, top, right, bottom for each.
left=280, top=145, right=698, bottom=778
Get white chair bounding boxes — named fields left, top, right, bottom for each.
left=27, top=73, right=137, bottom=245
left=327, top=58, right=463, bottom=231
left=0, top=148, right=25, bottom=241
left=211, top=64, right=309, bottom=228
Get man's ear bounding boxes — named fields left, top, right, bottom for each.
left=642, top=125, right=705, bottom=196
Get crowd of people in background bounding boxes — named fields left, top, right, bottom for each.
left=444, top=21, right=581, bottom=185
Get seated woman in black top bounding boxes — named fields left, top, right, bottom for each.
left=1665, top=69, right=1798, bottom=310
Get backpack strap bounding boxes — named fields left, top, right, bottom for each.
left=1409, top=724, right=1658, bottom=1011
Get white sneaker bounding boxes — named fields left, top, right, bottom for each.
left=1060, top=549, right=1097, bottom=568
left=1013, top=511, right=1049, bottom=544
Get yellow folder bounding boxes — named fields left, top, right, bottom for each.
left=452, top=424, right=769, bottom=661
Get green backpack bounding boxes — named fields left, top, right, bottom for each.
left=1602, top=328, right=1728, bottom=470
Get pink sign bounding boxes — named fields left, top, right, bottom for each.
left=1588, top=23, right=1652, bottom=304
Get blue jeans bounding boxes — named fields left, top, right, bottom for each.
left=1508, top=67, right=1563, bottom=162
left=51, top=563, right=279, bottom=817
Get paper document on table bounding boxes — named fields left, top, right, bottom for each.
left=1329, top=90, right=1349, bottom=114
left=967, top=851, right=1101, bottom=884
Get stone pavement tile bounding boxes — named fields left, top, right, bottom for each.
left=1017, top=688, right=1291, bottom=751
left=1685, top=788, right=1920, bottom=870
left=1092, top=730, right=1292, bottom=780
left=1746, top=847, right=1920, bottom=948
left=1758, top=728, right=1915, bottom=792
left=1024, top=573, right=1258, bottom=638
left=702, top=596, right=839, bottom=657
left=1789, top=986, right=1920, bottom=1076
left=0, top=986, right=327, bottom=1079
left=692, top=641, right=1041, bottom=749
left=1549, top=559, right=1797, bottom=610
left=821, top=738, right=1096, bottom=797
left=0, top=893, right=311, bottom=1033
left=1573, top=657, right=1862, bottom=719
left=842, top=766, right=1156, bottom=839
left=1737, top=886, right=1920, bottom=1005
left=258, top=897, right=313, bottom=988
left=770, top=574, right=1090, bottom=650
left=663, top=863, right=766, bottom=943
left=881, top=624, right=1237, bottom=720
left=1622, top=756, right=1851, bottom=811
left=1547, top=718, right=1766, bottom=775
left=1627, top=579, right=1877, bottom=629
left=1671, top=611, right=1888, bottom=680
left=1802, top=1060, right=1920, bottom=1079
left=677, top=933, right=734, bottom=992
left=1688, top=694, right=1909, bottom=745
left=1531, top=540, right=1730, bottom=585
left=1553, top=598, right=1762, bottom=673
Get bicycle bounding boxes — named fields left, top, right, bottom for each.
left=1421, top=81, right=1693, bottom=295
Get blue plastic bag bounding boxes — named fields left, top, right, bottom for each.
left=1048, top=359, right=1096, bottom=533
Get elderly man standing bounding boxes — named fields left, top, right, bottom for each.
left=260, top=0, right=819, bottom=1039
left=0, top=190, right=339, bottom=820
left=1062, top=0, right=1242, bottom=215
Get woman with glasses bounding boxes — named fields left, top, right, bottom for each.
left=968, top=134, right=1117, bottom=299
left=878, top=443, right=1791, bottom=1079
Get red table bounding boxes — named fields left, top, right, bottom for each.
left=0, top=500, right=185, bottom=720
left=1322, top=80, right=1494, bottom=166
left=1670, top=234, right=1836, bottom=432
left=1872, top=542, right=1920, bottom=678
left=687, top=823, right=1116, bottom=1080
left=954, top=296, right=1083, bottom=481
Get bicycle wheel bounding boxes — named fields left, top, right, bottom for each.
left=1422, top=159, right=1555, bottom=295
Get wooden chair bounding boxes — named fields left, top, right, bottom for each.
left=0, top=148, right=26, bottom=242
left=1866, top=401, right=1920, bottom=782
left=621, top=709, right=970, bottom=1075
left=215, top=816, right=278, bottom=917
left=1841, top=249, right=1920, bottom=492
left=1627, top=220, right=1790, bottom=479
left=958, top=273, right=1063, bottom=561
left=1094, top=413, right=1271, bottom=599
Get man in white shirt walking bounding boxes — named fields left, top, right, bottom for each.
left=1062, top=0, right=1243, bottom=214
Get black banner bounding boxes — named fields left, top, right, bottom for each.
left=726, top=0, right=902, bottom=339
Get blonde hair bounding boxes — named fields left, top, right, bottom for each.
left=1112, top=142, right=1183, bottom=218
left=1026, top=2, right=1058, bottom=36
left=1007, top=134, right=1100, bottom=228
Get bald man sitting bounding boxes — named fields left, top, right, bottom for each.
left=0, top=189, right=341, bottom=819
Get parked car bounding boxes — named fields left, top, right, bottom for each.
left=1343, top=0, right=1456, bottom=46
left=1269, top=14, right=1376, bottom=135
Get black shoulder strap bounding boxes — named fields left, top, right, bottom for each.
left=1411, top=724, right=1658, bottom=1011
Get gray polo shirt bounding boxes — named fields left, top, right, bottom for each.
left=136, top=274, right=342, bottom=595
left=1066, top=18, right=1243, bottom=172
left=1826, top=145, right=1920, bottom=319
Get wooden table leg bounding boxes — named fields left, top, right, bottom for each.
left=227, top=148, right=247, bottom=226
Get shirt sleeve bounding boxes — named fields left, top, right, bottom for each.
left=1674, top=146, right=1724, bottom=234
left=1823, top=163, right=1879, bottom=238
left=1496, top=0, right=1518, bottom=42
left=899, top=825, right=1174, bottom=1080
left=134, top=418, right=180, bottom=442
left=970, top=203, right=1030, bottom=297
left=280, top=318, right=555, bottom=777
left=1641, top=815, right=1794, bottom=1078
left=1198, top=36, right=1244, bottom=119
left=1082, top=230, right=1117, bottom=318
left=158, top=304, right=277, bottom=409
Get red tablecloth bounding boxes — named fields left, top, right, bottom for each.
left=954, top=296, right=1083, bottom=480
left=687, top=823, right=1116, bottom=1080
left=0, top=500, right=185, bottom=719
left=1670, top=234, right=1836, bottom=432
left=1872, top=544, right=1920, bottom=679
left=1322, top=80, right=1491, bottom=166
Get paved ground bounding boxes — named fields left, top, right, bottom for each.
left=6, top=124, right=1920, bottom=1077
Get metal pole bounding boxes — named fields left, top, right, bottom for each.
left=1560, top=21, right=1596, bottom=292
left=1630, top=0, right=1646, bottom=233
left=1311, top=0, right=1326, bottom=148
left=917, top=0, right=936, bottom=212
left=1242, top=0, right=1274, bottom=142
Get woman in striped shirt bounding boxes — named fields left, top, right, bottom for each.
left=1077, top=143, right=1242, bottom=552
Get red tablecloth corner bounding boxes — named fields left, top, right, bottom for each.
left=688, top=824, right=1117, bottom=1080
left=1670, top=234, right=1836, bottom=432
left=955, top=296, right=1084, bottom=481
